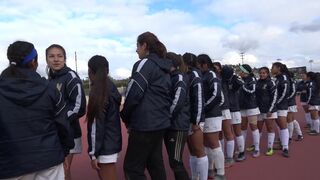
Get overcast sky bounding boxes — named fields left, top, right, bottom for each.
left=1, top=0, right=320, bottom=79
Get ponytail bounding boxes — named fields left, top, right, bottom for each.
left=137, top=32, right=167, bottom=58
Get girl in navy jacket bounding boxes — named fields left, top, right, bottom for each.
left=87, top=55, right=122, bottom=180
left=0, top=41, right=72, bottom=179
left=121, top=32, right=171, bottom=180
left=46, top=44, right=86, bottom=179
left=183, top=52, right=208, bottom=180
left=271, top=62, right=290, bottom=157
left=164, top=52, right=190, bottom=180
left=306, top=72, right=320, bottom=135
left=256, top=67, right=278, bottom=156
left=197, top=54, right=225, bottom=179
left=296, top=72, right=312, bottom=127
left=238, top=64, right=261, bottom=159
left=221, top=66, right=246, bottom=162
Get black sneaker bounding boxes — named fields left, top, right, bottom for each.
left=282, top=149, right=289, bottom=158
left=295, top=135, right=304, bottom=141
left=289, top=138, right=292, bottom=144
left=308, top=130, right=319, bottom=136
left=236, top=152, right=246, bottom=162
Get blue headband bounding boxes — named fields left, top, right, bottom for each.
left=22, top=48, right=37, bottom=65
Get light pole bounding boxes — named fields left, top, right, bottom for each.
left=240, top=52, right=245, bottom=64
left=309, top=59, right=313, bottom=71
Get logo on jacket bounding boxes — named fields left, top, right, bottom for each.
left=263, top=84, right=267, bottom=89
left=56, top=83, right=62, bottom=92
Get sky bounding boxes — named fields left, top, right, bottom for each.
left=1, top=0, right=320, bottom=79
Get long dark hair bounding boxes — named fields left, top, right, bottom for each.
left=86, top=55, right=110, bottom=123
left=137, top=32, right=167, bottom=58
left=166, top=52, right=187, bottom=73
left=45, top=44, right=67, bottom=60
left=197, top=54, right=213, bottom=71
left=182, top=52, right=197, bottom=71
left=259, top=66, right=270, bottom=78
left=307, top=71, right=320, bottom=95
left=273, top=62, right=289, bottom=75
left=2, top=41, right=37, bottom=78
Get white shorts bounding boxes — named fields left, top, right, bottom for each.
left=203, top=116, right=223, bottom=133
left=70, top=137, right=82, bottom=154
left=301, top=102, right=307, bottom=106
left=309, top=105, right=320, bottom=111
left=277, top=110, right=288, bottom=117
left=221, top=109, right=231, bottom=120
left=1, top=163, right=64, bottom=180
left=240, top=108, right=260, bottom=117
left=188, top=122, right=204, bottom=136
left=288, top=105, right=298, bottom=113
left=230, top=111, right=242, bottom=125
left=258, top=112, right=278, bottom=121
left=98, top=153, right=119, bottom=164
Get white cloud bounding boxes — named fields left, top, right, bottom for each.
left=114, top=68, right=131, bottom=79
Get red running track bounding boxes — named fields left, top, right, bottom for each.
left=71, top=103, right=320, bottom=180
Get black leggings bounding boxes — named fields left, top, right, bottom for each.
left=124, top=130, right=166, bottom=180
left=164, top=130, right=190, bottom=180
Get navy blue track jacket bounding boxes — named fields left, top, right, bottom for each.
left=256, top=77, right=277, bottom=113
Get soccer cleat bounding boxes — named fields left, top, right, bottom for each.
left=225, top=158, right=234, bottom=168
left=265, top=148, right=274, bottom=156
left=236, top=152, right=246, bottom=162
left=214, top=174, right=226, bottom=180
left=295, top=135, right=304, bottom=141
left=252, top=150, right=260, bottom=158
left=308, top=130, right=319, bottom=136
left=282, top=149, right=289, bottom=158
left=246, top=145, right=255, bottom=152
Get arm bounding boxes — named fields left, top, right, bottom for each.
left=231, top=75, right=244, bottom=91
left=121, top=59, right=149, bottom=123
left=170, top=74, right=187, bottom=116
left=277, top=79, right=288, bottom=104
left=268, top=80, right=278, bottom=112
left=65, top=72, right=86, bottom=122
left=190, top=71, right=204, bottom=125
left=287, top=81, right=296, bottom=99
left=306, top=82, right=313, bottom=104
left=205, top=71, right=222, bottom=111
left=242, top=77, right=256, bottom=94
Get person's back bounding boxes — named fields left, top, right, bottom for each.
left=0, top=41, right=71, bottom=179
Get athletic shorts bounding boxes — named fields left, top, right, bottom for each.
left=309, top=105, right=320, bottom=111
left=258, top=112, right=278, bottom=121
left=221, top=109, right=231, bottom=120
left=240, top=108, right=260, bottom=117
left=288, top=105, right=298, bottom=113
left=277, top=110, right=288, bottom=117
left=230, top=111, right=242, bottom=125
left=1, top=163, right=64, bottom=180
left=203, top=116, right=223, bottom=133
left=97, top=153, right=119, bottom=164
left=70, top=137, right=82, bottom=154
left=188, top=122, right=204, bottom=136
left=301, top=102, right=307, bottom=106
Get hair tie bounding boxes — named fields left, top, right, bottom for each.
left=22, top=48, right=37, bottom=65
left=10, top=62, right=17, bottom=66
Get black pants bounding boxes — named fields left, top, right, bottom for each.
left=124, top=130, right=166, bottom=180
left=164, top=130, right=190, bottom=180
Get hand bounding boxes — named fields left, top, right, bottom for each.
left=91, top=159, right=100, bottom=170
left=267, top=112, right=272, bottom=117
left=63, top=157, right=69, bottom=171
left=192, top=124, right=200, bottom=132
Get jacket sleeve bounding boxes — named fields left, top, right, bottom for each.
left=121, top=59, right=149, bottom=123
left=205, top=71, right=222, bottom=112
left=170, top=74, right=187, bottom=116
left=306, top=82, right=313, bottom=104
left=268, top=80, right=278, bottom=112
left=65, top=72, right=87, bottom=122
left=231, top=75, right=243, bottom=91
left=242, top=77, right=256, bottom=94
left=277, top=77, right=288, bottom=104
left=51, top=88, right=74, bottom=156
left=190, top=72, right=204, bottom=125
left=287, top=80, right=297, bottom=99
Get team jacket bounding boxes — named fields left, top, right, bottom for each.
left=239, top=76, right=258, bottom=110
left=121, top=53, right=171, bottom=131
left=186, top=68, right=205, bottom=125
left=87, top=80, right=122, bottom=159
left=306, top=80, right=320, bottom=106
left=48, top=66, right=86, bottom=139
left=296, top=80, right=308, bottom=103
left=256, top=77, right=278, bottom=113
left=287, top=78, right=297, bottom=106
left=221, top=75, right=243, bottom=112
left=202, top=70, right=223, bottom=118
left=0, top=68, right=73, bottom=179
left=169, top=71, right=190, bottom=131
left=275, top=74, right=290, bottom=110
